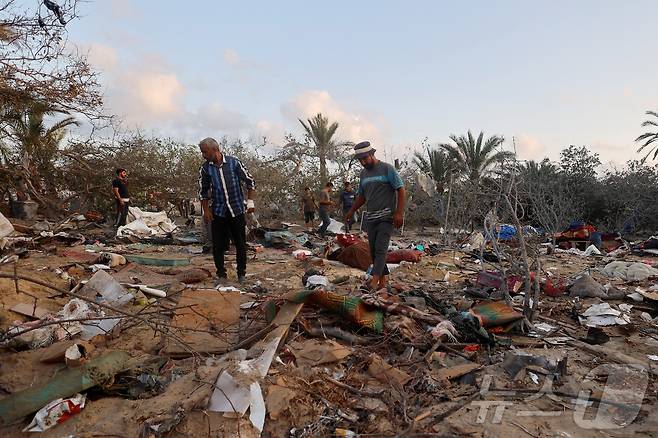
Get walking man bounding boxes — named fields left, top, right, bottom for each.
left=300, top=187, right=318, bottom=230
left=344, top=142, right=406, bottom=291
left=318, top=182, right=335, bottom=236
left=112, top=168, right=130, bottom=227
left=198, top=137, right=256, bottom=283
left=339, top=181, right=357, bottom=232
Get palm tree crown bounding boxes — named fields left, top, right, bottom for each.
left=299, top=113, right=339, bottom=184
left=413, top=147, right=455, bottom=192
left=440, top=131, right=514, bottom=182
left=636, top=110, right=658, bottom=162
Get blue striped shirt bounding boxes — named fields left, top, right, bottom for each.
left=198, top=155, right=256, bottom=218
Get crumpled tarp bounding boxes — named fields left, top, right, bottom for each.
left=285, top=290, right=384, bottom=333
left=117, top=207, right=177, bottom=238
left=0, top=211, right=14, bottom=250
left=601, top=261, right=658, bottom=281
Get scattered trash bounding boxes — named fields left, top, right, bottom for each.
left=580, top=302, right=631, bottom=327
left=368, top=353, right=411, bottom=386
left=98, top=252, right=126, bottom=267
left=569, top=275, right=624, bottom=299
left=23, top=394, right=86, bottom=432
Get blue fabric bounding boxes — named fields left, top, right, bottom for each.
left=198, top=155, right=255, bottom=218
left=497, top=224, right=517, bottom=240
left=340, top=190, right=356, bottom=209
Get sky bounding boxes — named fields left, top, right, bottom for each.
left=66, top=0, right=658, bottom=166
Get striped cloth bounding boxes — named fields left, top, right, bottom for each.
left=198, top=155, right=255, bottom=218
left=285, top=290, right=384, bottom=333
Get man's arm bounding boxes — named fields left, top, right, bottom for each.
left=392, top=187, right=406, bottom=228
left=235, top=159, right=256, bottom=212
left=198, top=165, right=213, bottom=223
left=112, top=187, right=124, bottom=208
left=345, top=194, right=365, bottom=222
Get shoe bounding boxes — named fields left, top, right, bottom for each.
left=214, top=276, right=228, bottom=286
left=238, top=276, right=247, bottom=284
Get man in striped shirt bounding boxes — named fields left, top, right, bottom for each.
left=344, top=141, right=406, bottom=291
left=198, top=137, right=256, bottom=284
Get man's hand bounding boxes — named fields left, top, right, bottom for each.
left=118, top=200, right=125, bottom=209
left=344, top=211, right=354, bottom=224
left=247, top=207, right=255, bottom=214
left=393, top=211, right=404, bottom=228
left=203, top=209, right=213, bottom=224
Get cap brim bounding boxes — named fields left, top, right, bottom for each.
left=354, top=149, right=376, bottom=159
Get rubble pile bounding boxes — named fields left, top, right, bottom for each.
left=0, top=212, right=657, bottom=436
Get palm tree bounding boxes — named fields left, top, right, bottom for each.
left=413, top=147, right=454, bottom=192
left=8, top=102, right=79, bottom=194
left=439, top=130, right=514, bottom=182
left=636, top=110, right=658, bottom=162
left=299, top=113, right=339, bottom=184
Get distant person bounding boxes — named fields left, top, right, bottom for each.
left=344, top=141, right=406, bottom=291
left=198, top=137, right=256, bottom=284
left=112, top=168, right=130, bottom=227
left=300, top=187, right=318, bottom=230
left=339, top=181, right=357, bottom=232
left=318, top=182, right=335, bottom=237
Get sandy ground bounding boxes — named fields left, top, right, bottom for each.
left=0, top=220, right=657, bottom=437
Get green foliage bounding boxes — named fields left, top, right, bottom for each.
left=439, top=130, right=515, bottom=182
left=299, top=113, right=341, bottom=184
left=635, top=110, right=658, bottom=162
left=412, top=144, right=455, bottom=192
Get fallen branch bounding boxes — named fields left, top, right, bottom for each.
left=323, top=375, right=383, bottom=397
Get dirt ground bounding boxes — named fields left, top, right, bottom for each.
left=0, top=217, right=657, bottom=437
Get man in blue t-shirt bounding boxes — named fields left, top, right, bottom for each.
left=344, top=141, right=406, bottom=291
left=339, top=181, right=357, bottom=231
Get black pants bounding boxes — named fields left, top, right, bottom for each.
left=366, top=219, right=392, bottom=276
left=212, top=214, right=247, bottom=278
left=319, top=207, right=331, bottom=236
left=115, top=200, right=130, bottom=227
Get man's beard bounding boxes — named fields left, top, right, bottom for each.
left=363, top=162, right=374, bottom=170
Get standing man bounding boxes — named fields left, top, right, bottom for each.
left=344, top=142, right=406, bottom=291
left=198, top=137, right=256, bottom=284
left=339, top=181, right=357, bottom=232
left=112, top=168, right=130, bottom=228
left=300, top=187, right=318, bottom=230
left=318, top=182, right=335, bottom=237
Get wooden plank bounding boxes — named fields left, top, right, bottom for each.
left=10, top=303, right=51, bottom=319
left=433, top=362, right=481, bottom=381
left=163, top=290, right=240, bottom=357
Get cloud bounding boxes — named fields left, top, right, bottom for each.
left=255, top=120, right=286, bottom=143
left=282, top=90, right=381, bottom=143
left=223, top=49, right=240, bottom=66
left=86, top=43, right=119, bottom=71
left=514, top=134, right=547, bottom=161
left=108, top=0, right=138, bottom=19
left=133, top=73, right=184, bottom=115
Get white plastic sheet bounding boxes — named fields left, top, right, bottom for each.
left=117, top=206, right=177, bottom=238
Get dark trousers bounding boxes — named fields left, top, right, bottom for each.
left=319, top=207, right=331, bottom=236
left=343, top=207, right=356, bottom=231
left=212, top=214, right=247, bottom=277
left=115, top=200, right=130, bottom=227
left=367, top=219, right=393, bottom=276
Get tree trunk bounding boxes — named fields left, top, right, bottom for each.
left=319, top=143, right=328, bottom=184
